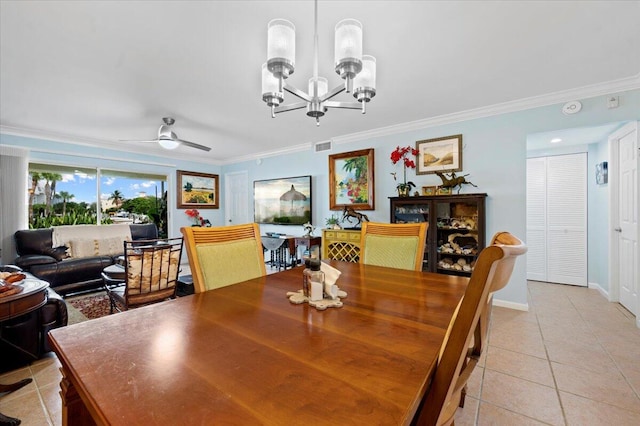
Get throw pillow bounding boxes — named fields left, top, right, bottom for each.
left=46, top=246, right=69, bottom=261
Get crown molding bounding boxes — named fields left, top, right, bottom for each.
left=332, top=74, right=640, bottom=145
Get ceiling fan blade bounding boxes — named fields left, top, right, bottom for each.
left=176, top=138, right=211, bottom=152
left=119, top=139, right=159, bottom=143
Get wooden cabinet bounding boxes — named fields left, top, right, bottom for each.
left=322, top=229, right=361, bottom=262
left=390, top=193, right=487, bottom=276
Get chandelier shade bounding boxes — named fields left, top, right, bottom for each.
left=353, top=55, right=376, bottom=103
left=309, top=77, right=328, bottom=98
left=334, top=19, right=363, bottom=81
left=267, top=19, right=295, bottom=80
left=261, top=0, right=377, bottom=124
left=262, top=63, right=283, bottom=106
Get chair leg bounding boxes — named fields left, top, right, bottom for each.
left=459, top=385, right=467, bottom=408
left=108, top=295, right=115, bottom=314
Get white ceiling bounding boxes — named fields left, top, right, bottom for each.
left=1, top=1, right=639, bottom=164
left=526, top=122, right=625, bottom=151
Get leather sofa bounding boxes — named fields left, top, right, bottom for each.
left=14, top=223, right=158, bottom=296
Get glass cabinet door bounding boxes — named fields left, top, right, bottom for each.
left=392, top=202, right=429, bottom=271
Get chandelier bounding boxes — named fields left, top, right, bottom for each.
left=261, top=0, right=376, bottom=126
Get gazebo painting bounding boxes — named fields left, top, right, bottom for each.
left=254, top=176, right=312, bottom=225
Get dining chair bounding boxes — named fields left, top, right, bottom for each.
left=456, top=231, right=527, bottom=408
left=102, top=237, right=183, bottom=313
left=359, top=222, right=428, bottom=271
left=181, top=223, right=266, bottom=293
left=413, top=234, right=526, bottom=426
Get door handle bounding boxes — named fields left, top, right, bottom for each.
left=614, top=227, right=622, bottom=232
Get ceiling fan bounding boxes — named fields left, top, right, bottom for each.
left=121, top=117, right=211, bottom=152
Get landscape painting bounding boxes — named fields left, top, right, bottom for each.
left=177, top=170, right=219, bottom=209
left=416, top=135, right=463, bottom=175
left=254, top=176, right=312, bottom=225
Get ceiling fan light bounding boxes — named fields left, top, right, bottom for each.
left=267, top=19, right=295, bottom=78
left=158, top=138, right=180, bottom=150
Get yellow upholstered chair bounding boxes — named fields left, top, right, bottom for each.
left=181, top=224, right=266, bottom=293
left=413, top=233, right=526, bottom=425
left=103, top=237, right=183, bottom=313
left=359, top=222, right=428, bottom=271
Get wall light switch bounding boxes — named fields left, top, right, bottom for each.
left=607, top=95, right=619, bottom=109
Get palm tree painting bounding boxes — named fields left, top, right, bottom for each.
left=329, top=149, right=375, bottom=210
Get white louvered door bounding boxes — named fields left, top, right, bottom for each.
left=526, top=154, right=587, bottom=286
left=526, top=157, right=547, bottom=281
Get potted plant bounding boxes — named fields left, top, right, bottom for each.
left=390, top=145, right=418, bottom=197
left=325, top=214, right=342, bottom=229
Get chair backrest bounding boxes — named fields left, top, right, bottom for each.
left=414, top=236, right=526, bottom=426
left=124, top=237, right=183, bottom=307
left=181, top=224, right=266, bottom=293
left=472, top=231, right=527, bottom=357
left=359, top=222, right=428, bottom=271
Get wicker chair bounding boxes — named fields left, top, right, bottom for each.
left=359, top=222, right=428, bottom=271
left=181, top=224, right=266, bottom=293
left=103, top=237, right=183, bottom=313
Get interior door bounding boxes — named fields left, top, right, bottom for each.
left=526, top=153, right=587, bottom=286
left=617, top=123, right=638, bottom=315
left=224, top=171, right=249, bottom=226
left=526, top=157, right=547, bottom=281
left=546, top=154, right=587, bottom=286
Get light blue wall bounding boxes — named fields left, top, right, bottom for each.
left=223, top=89, right=640, bottom=307
left=2, top=89, right=639, bottom=307
left=588, top=139, right=610, bottom=291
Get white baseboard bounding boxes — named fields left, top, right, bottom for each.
left=493, top=298, right=529, bottom=311
left=588, top=282, right=609, bottom=300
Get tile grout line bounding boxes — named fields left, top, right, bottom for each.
left=573, top=295, right=640, bottom=403
left=28, top=363, right=54, bottom=426
left=530, top=282, right=569, bottom=426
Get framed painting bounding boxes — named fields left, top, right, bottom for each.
left=416, top=134, right=463, bottom=175
left=254, top=175, right=312, bottom=225
left=177, top=170, right=219, bottom=209
left=329, top=148, right=375, bottom=210
left=422, top=186, right=437, bottom=196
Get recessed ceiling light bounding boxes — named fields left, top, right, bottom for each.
left=550, top=138, right=562, bottom=143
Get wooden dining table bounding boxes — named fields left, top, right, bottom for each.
left=49, top=260, right=468, bottom=426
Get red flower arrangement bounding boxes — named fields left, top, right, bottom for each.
left=390, top=145, right=418, bottom=194
left=185, top=209, right=210, bottom=227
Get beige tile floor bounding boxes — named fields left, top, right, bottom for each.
left=1, top=280, right=639, bottom=425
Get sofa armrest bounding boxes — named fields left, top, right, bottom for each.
left=14, top=254, right=57, bottom=270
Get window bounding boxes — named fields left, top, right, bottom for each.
left=28, top=164, right=167, bottom=237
